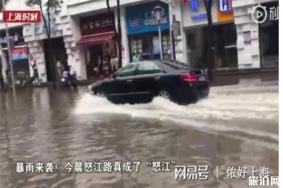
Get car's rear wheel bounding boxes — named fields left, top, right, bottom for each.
left=158, top=90, right=171, bottom=99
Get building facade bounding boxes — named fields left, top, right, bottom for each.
left=233, top=0, right=278, bottom=69
left=0, top=21, right=30, bottom=84
left=173, top=0, right=278, bottom=71
left=23, top=0, right=71, bottom=83
left=126, top=1, right=171, bottom=62
left=172, top=0, right=238, bottom=70
left=56, top=0, right=173, bottom=81
left=2, top=0, right=277, bottom=83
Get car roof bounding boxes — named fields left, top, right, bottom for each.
left=159, top=61, right=197, bottom=73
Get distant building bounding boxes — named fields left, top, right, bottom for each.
left=23, top=0, right=68, bottom=83
left=0, top=20, right=30, bottom=83
left=233, top=0, right=278, bottom=69
left=171, top=0, right=238, bottom=70
left=172, top=0, right=278, bottom=71
left=65, top=0, right=172, bottom=80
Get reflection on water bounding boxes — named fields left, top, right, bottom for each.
left=0, top=86, right=278, bottom=188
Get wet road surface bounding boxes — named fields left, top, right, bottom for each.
left=0, top=83, right=278, bottom=188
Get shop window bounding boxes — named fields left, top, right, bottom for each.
left=131, top=39, right=143, bottom=55
left=153, top=36, right=161, bottom=55
left=243, top=31, right=252, bottom=44
left=187, top=33, right=196, bottom=50
left=109, top=40, right=118, bottom=58
left=162, top=35, right=171, bottom=58
left=214, top=23, right=238, bottom=69
left=130, top=32, right=171, bottom=61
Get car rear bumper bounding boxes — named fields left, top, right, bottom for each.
left=174, top=83, right=209, bottom=101
left=195, top=83, right=210, bottom=97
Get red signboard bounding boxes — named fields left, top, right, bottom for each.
left=80, top=12, right=115, bottom=36
left=3, top=10, right=41, bottom=23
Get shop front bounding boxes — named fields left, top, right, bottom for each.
left=259, top=1, right=279, bottom=68
left=126, top=1, right=171, bottom=62
left=77, top=12, right=118, bottom=79
left=11, top=47, right=30, bottom=84
left=182, top=0, right=238, bottom=70
left=0, top=27, right=30, bottom=85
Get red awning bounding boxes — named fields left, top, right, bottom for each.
left=77, top=32, right=115, bottom=46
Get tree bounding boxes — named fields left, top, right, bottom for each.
left=26, top=0, right=61, bottom=84
left=0, top=0, right=7, bottom=10
left=203, top=0, right=215, bottom=81
left=106, top=0, right=122, bottom=69
left=26, top=0, right=60, bottom=39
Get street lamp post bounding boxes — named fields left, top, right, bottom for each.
left=2, top=0, right=16, bottom=97
left=154, top=6, right=163, bottom=60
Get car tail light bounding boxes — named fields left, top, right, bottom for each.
left=180, top=73, right=198, bottom=82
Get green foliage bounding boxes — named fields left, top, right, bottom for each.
left=45, top=0, right=60, bottom=10
left=26, top=0, right=61, bottom=10
left=0, top=0, right=9, bottom=11
left=25, top=0, right=61, bottom=38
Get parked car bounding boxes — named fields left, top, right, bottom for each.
left=88, top=60, right=209, bottom=104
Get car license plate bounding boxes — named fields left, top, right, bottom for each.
left=199, top=76, right=206, bottom=81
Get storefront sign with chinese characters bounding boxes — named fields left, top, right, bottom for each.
left=126, top=1, right=169, bottom=35
left=80, top=12, right=115, bottom=36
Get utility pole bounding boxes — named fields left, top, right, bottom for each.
left=106, top=0, right=122, bottom=68
left=2, top=0, right=16, bottom=97
left=158, top=25, right=163, bottom=60
left=116, top=0, right=122, bottom=68
left=154, top=5, right=163, bottom=60
left=203, top=0, right=215, bottom=81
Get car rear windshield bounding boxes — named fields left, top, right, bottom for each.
left=162, top=62, right=203, bottom=74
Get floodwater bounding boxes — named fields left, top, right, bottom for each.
left=0, top=83, right=278, bottom=188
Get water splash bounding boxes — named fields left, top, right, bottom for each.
left=73, top=85, right=278, bottom=141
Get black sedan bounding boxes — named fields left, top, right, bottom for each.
left=88, top=60, right=209, bottom=104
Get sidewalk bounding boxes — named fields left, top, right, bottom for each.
left=211, top=67, right=278, bottom=86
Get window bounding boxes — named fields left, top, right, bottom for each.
left=162, top=35, right=171, bottom=54
left=131, top=39, right=142, bottom=54
left=259, top=2, right=279, bottom=68
left=117, top=63, right=137, bottom=77
left=136, top=62, right=161, bottom=75
left=214, top=24, right=238, bottom=69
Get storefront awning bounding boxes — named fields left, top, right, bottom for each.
left=77, top=32, right=115, bottom=46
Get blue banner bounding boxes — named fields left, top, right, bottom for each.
left=126, top=1, right=170, bottom=35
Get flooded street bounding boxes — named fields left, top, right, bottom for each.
left=0, top=83, right=278, bottom=188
